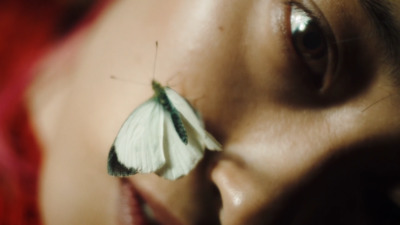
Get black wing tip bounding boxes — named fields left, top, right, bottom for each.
left=107, top=145, right=137, bottom=177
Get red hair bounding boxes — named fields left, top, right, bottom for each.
left=0, top=1, right=109, bottom=224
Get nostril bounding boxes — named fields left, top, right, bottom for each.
left=202, top=152, right=223, bottom=216
left=211, top=182, right=223, bottom=212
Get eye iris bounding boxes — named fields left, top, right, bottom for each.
left=290, top=4, right=329, bottom=85
left=291, top=7, right=326, bottom=59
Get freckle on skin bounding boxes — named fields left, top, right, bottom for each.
left=218, top=25, right=224, bottom=32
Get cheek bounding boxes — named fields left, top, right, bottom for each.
left=169, top=3, right=303, bottom=141
left=176, top=39, right=293, bottom=143
left=205, top=109, right=336, bottom=224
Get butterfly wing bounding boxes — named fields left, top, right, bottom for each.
left=165, top=87, right=222, bottom=151
left=109, top=98, right=166, bottom=176
left=156, top=112, right=204, bottom=180
left=204, top=131, right=223, bottom=151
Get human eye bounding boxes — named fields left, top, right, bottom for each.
left=287, top=1, right=337, bottom=91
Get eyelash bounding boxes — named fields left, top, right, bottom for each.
left=285, top=1, right=337, bottom=91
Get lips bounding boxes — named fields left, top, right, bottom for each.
left=118, top=178, right=160, bottom=225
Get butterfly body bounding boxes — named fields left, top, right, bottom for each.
left=152, top=80, right=188, bottom=144
left=108, top=80, right=222, bottom=180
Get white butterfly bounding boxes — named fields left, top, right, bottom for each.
left=108, top=80, right=222, bottom=180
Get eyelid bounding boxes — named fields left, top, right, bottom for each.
left=284, top=0, right=338, bottom=93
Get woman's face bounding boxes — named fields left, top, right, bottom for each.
left=29, top=0, right=400, bottom=224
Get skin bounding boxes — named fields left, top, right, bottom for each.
left=27, top=0, right=400, bottom=224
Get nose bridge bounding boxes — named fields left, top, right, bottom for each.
left=210, top=156, right=273, bottom=224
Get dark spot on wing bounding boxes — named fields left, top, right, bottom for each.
left=107, top=146, right=137, bottom=177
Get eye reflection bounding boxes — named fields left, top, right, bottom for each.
left=291, top=8, right=310, bottom=33
left=290, top=4, right=328, bottom=87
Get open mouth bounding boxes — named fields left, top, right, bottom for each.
left=118, top=178, right=160, bottom=225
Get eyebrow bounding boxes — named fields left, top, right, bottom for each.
left=359, top=0, right=400, bottom=61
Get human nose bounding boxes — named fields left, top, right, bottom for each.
left=209, top=153, right=273, bottom=225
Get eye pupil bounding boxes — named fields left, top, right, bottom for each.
left=303, top=31, right=322, bottom=51
left=301, top=28, right=326, bottom=59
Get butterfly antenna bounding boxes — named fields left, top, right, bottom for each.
left=152, top=41, right=159, bottom=81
